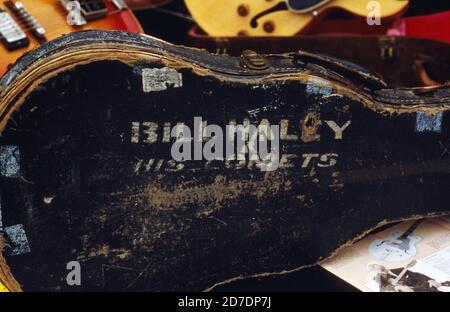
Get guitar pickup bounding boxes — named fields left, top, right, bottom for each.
left=4, top=1, right=46, bottom=44
left=60, top=0, right=108, bottom=25
left=0, top=7, right=29, bottom=50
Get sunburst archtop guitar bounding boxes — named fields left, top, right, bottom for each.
left=184, top=0, right=409, bottom=36
left=0, top=0, right=143, bottom=76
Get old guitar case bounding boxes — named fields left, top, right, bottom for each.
left=188, top=26, right=450, bottom=88
left=0, top=31, right=449, bottom=291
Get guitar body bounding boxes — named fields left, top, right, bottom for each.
left=368, top=231, right=422, bottom=262
left=0, top=0, right=142, bottom=76
left=184, top=0, right=409, bottom=36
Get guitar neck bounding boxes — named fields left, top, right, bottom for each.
left=400, top=219, right=423, bottom=239
left=392, top=260, right=417, bottom=285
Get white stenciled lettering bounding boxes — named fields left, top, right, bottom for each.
left=302, top=153, right=339, bottom=169
left=168, top=117, right=280, bottom=171
left=317, top=153, right=338, bottom=168
left=131, top=119, right=352, bottom=144
left=162, top=122, right=172, bottom=143
left=279, top=154, right=297, bottom=169
left=142, top=122, right=158, bottom=144
left=131, top=122, right=140, bottom=143
left=134, top=158, right=184, bottom=174
left=324, top=120, right=351, bottom=140
left=302, top=153, right=320, bottom=168
left=280, top=119, right=299, bottom=141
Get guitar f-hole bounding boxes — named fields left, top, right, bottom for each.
left=250, top=1, right=287, bottom=28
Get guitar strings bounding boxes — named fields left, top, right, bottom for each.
left=147, top=7, right=194, bottom=22
left=2, top=1, right=195, bottom=34
left=74, top=0, right=195, bottom=22
left=2, top=4, right=126, bottom=33
left=2, top=0, right=121, bottom=31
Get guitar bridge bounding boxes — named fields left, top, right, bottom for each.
left=0, top=7, right=28, bottom=50
left=60, top=0, right=108, bottom=25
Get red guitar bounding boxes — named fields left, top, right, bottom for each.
left=0, top=0, right=143, bottom=76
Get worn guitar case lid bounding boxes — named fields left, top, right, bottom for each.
left=188, top=25, right=450, bottom=88
left=0, top=30, right=449, bottom=291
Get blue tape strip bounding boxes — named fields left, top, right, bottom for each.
left=416, top=112, right=443, bottom=133
left=4, top=224, right=31, bottom=256
left=0, top=146, right=20, bottom=177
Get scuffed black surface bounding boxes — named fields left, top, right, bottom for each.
left=1, top=59, right=449, bottom=291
